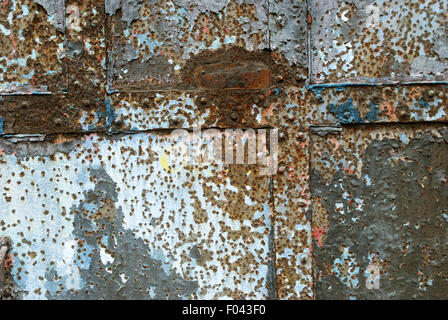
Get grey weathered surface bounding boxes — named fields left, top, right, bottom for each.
left=311, top=124, right=448, bottom=299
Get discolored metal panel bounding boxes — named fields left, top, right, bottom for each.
left=268, top=0, right=308, bottom=80
left=312, top=85, right=448, bottom=125
left=106, top=0, right=269, bottom=92
left=0, top=132, right=274, bottom=299
left=0, top=0, right=66, bottom=94
left=273, top=126, right=313, bottom=300
left=1, top=0, right=448, bottom=302
left=310, top=0, right=448, bottom=85
left=104, top=90, right=275, bottom=132
left=65, top=0, right=107, bottom=95
left=311, top=124, right=448, bottom=299
left=2, top=83, right=448, bottom=137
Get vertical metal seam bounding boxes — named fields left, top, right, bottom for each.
left=266, top=0, right=279, bottom=300
left=307, top=127, right=316, bottom=300
left=267, top=174, right=278, bottom=300
left=306, top=0, right=313, bottom=86
left=63, top=0, right=68, bottom=93
left=105, top=0, right=114, bottom=94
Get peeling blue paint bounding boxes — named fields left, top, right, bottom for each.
left=95, top=98, right=117, bottom=131
left=329, top=98, right=363, bottom=124
left=366, top=103, right=380, bottom=122
left=418, top=99, right=430, bottom=109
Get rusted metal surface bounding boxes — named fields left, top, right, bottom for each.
left=310, top=0, right=448, bottom=85
left=311, top=124, right=448, bottom=299
left=1, top=83, right=448, bottom=136
left=66, top=0, right=106, bottom=95
left=106, top=0, right=269, bottom=91
left=0, top=133, right=275, bottom=299
left=0, top=0, right=66, bottom=94
left=0, top=0, right=447, bottom=300
left=273, top=125, right=313, bottom=299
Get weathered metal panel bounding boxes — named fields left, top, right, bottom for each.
left=269, top=0, right=308, bottom=81
left=105, top=90, right=274, bottom=132
left=65, top=0, right=107, bottom=94
left=0, top=89, right=275, bottom=136
left=312, top=85, right=448, bottom=125
left=106, top=0, right=269, bottom=92
left=273, top=126, right=313, bottom=299
left=0, top=132, right=274, bottom=299
left=0, top=0, right=66, bottom=94
left=2, top=83, right=447, bottom=137
left=311, top=124, right=448, bottom=299
left=310, top=0, right=448, bottom=85
left=1, top=0, right=448, bottom=301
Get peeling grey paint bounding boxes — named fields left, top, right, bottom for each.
left=310, top=126, right=342, bottom=137
left=312, top=125, right=448, bottom=299
left=48, top=168, right=199, bottom=299
left=106, top=0, right=143, bottom=26
left=34, top=0, right=65, bottom=31
left=0, top=137, right=81, bottom=159
left=269, top=0, right=307, bottom=71
left=66, top=42, right=84, bottom=59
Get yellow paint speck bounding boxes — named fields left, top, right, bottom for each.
left=160, top=152, right=171, bottom=173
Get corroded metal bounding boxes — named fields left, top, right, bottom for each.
left=310, top=0, right=448, bottom=85
left=311, top=124, right=448, bottom=299
left=107, top=0, right=269, bottom=91
left=66, top=0, right=106, bottom=94
left=273, top=126, right=313, bottom=299
left=0, top=0, right=447, bottom=300
left=0, top=133, right=274, bottom=299
left=0, top=0, right=66, bottom=94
